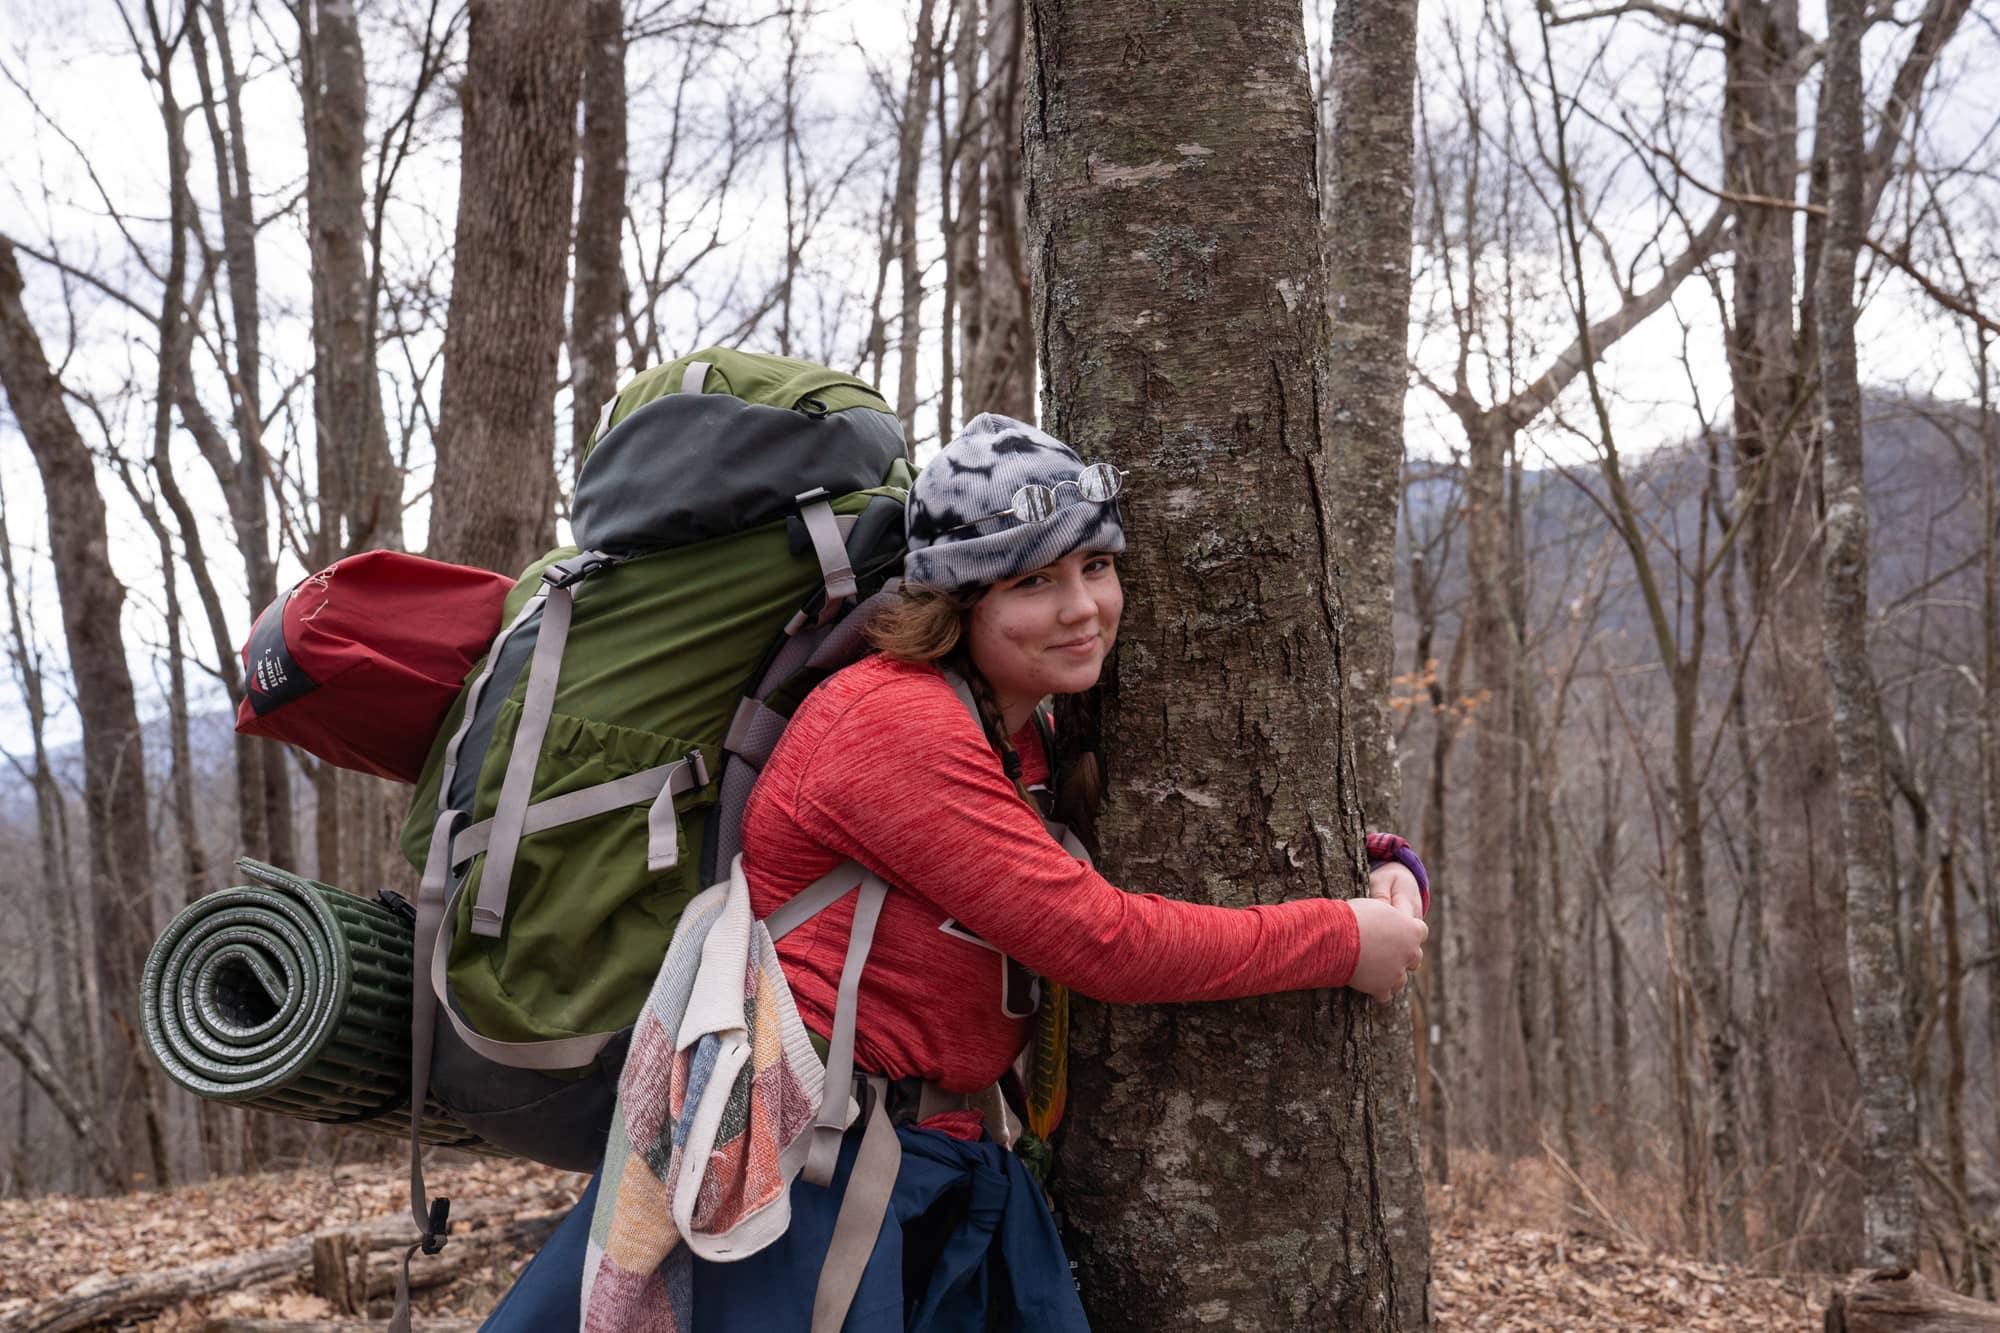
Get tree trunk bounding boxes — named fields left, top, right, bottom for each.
left=570, top=0, right=627, bottom=476
left=429, top=0, right=585, bottom=575
left=304, top=0, right=402, bottom=558
left=1712, top=442, right=1777, bottom=1183
left=1325, top=0, right=1418, bottom=838
left=0, top=1021, right=124, bottom=1192
left=0, top=492, right=84, bottom=1079
left=1320, top=0, right=1430, bottom=1309
left=943, top=0, right=981, bottom=437
left=1461, top=415, right=1526, bottom=1155
left=1980, top=333, right=2000, bottom=1205
left=190, top=0, right=292, bottom=868
left=1412, top=548, right=1461, bottom=1184
left=1596, top=735, right=1633, bottom=1181
left=894, top=0, right=939, bottom=438
left=969, top=0, right=1033, bottom=421
left=1025, top=2, right=1428, bottom=1326
left=156, top=506, right=208, bottom=899
left=0, top=236, right=159, bottom=1191
left=1816, top=0, right=1917, bottom=1265
left=1722, top=2, right=1857, bottom=1255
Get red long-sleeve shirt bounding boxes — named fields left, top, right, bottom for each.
left=740, top=654, right=1363, bottom=1091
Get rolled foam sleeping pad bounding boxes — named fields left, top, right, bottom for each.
left=141, top=858, right=491, bottom=1152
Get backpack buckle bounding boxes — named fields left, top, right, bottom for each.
left=420, top=1197, right=452, bottom=1255
left=543, top=550, right=616, bottom=590
left=376, top=889, right=418, bottom=924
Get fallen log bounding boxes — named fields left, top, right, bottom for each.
left=9, top=1203, right=558, bottom=1333
left=1825, top=1267, right=2000, bottom=1332
left=309, top=1213, right=558, bottom=1315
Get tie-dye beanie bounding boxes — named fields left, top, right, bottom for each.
left=903, top=413, right=1127, bottom=592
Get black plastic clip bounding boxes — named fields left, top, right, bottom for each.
left=376, top=890, right=418, bottom=924
left=421, top=1197, right=452, bottom=1255
left=543, top=551, right=617, bottom=590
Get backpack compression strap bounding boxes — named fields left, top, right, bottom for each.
left=470, top=550, right=621, bottom=937
left=763, top=862, right=895, bottom=1333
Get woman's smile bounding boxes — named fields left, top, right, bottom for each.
left=966, top=548, right=1124, bottom=730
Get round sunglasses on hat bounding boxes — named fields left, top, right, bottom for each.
left=944, top=462, right=1128, bottom=534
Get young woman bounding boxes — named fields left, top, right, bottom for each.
left=740, top=413, right=1429, bottom=1104
left=483, top=413, right=1429, bottom=1331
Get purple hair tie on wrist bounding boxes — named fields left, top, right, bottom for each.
left=1391, top=845, right=1430, bottom=917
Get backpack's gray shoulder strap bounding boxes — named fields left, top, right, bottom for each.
left=755, top=856, right=894, bottom=1333
left=757, top=859, right=887, bottom=1187
left=763, top=859, right=870, bottom=942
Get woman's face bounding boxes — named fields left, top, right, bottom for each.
left=965, top=548, right=1123, bottom=719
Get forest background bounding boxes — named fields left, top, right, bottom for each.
left=0, top=0, right=1997, bottom=1328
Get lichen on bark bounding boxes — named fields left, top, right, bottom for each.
left=1025, top=1, right=1429, bottom=1326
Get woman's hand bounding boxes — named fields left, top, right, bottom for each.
left=1347, top=898, right=1428, bottom=1002
left=1367, top=861, right=1425, bottom=919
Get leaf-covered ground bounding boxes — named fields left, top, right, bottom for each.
left=1, top=1155, right=1823, bottom=1330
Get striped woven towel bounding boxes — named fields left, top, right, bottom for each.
left=581, top=858, right=828, bottom=1331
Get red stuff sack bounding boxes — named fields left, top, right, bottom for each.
left=235, top=551, right=514, bottom=782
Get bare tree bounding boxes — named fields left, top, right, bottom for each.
left=1025, top=1, right=1428, bottom=1325
left=1413, top=5, right=1729, bottom=1162
left=429, top=0, right=587, bottom=575
left=938, top=0, right=979, bottom=438
left=1322, top=0, right=1431, bottom=1310
left=1815, top=0, right=1916, bottom=1267
left=186, top=0, right=296, bottom=869
left=0, top=486, right=88, bottom=1153
left=570, top=0, right=628, bottom=475
left=893, top=0, right=939, bottom=437
left=0, top=237, right=165, bottom=1188
left=964, top=0, right=1032, bottom=420
left=300, top=0, right=404, bottom=561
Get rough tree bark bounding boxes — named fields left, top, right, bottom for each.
left=429, top=0, right=585, bottom=575
left=1986, top=377, right=2000, bottom=1178
left=967, top=0, right=1034, bottom=422
left=1025, top=2, right=1428, bottom=1326
left=894, top=0, right=939, bottom=437
left=0, top=236, right=160, bottom=1188
left=570, top=0, right=627, bottom=475
left=298, top=0, right=410, bottom=890
left=1719, top=3, right=1854, bottom=1252
left=941, top=0, right=981, bottom=438
left=1412, top=538, right=1464, bottom=1183
left=1322, top=0, right=1430, bottom=1310
left=1815, top=0, right=1916, bottom=1266
left=302, top=0, right=401, bottom=561
left=1326, top=0, right=1418, bottom=839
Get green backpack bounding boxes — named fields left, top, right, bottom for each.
left=398, top=349, right=911, bottom=1198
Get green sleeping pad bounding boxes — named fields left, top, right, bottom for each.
left=141, top=859, right=491, bottom=1152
